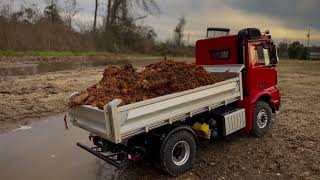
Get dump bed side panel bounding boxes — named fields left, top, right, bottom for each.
left=119, top=79, right=241, bottom=139
left=70, top=72, right=243, bottom=144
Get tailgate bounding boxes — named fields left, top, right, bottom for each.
left=69, top=100, right=122, bottom=143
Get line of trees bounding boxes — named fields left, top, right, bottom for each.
left=0, top=0, right=94, bottom=51
left=91, top=0, right=160, bottom=52
left=0, top=0, right=194, bottom=56
left=277, top=41, right=320, bottom=60
left=154, top=16, right=194, bottom=57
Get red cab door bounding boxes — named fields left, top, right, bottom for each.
left=247, top=43, right=278, bottom=98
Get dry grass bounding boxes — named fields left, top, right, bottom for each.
left=0, top=17, right=96, bottom=51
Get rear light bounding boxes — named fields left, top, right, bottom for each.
left=128, top=153, right=140, bottom=161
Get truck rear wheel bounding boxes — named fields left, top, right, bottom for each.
left=252, top=101, right=272, bottom=137
left=159, top=130, right=196, bottom=176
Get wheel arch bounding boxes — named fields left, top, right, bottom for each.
left=252, top=92, right=276, bottom=114
left=162, top=125, right=199, bottom=146
left=256, top=94, right=276, bottom=113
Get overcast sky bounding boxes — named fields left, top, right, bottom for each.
left=7, top=0, right=320, bottom=45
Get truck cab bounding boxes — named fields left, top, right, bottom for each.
left=196, top=27, right=280, bottom=135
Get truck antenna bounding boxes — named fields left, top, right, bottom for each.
left=187, top=32, right=190, bottom=46
left=307, top=27, right=311, bottom=48
left=307, top=27, right=311, bottom=60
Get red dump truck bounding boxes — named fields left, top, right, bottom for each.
left=68, top=28, right=280, bottom=176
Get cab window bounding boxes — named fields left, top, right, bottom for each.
left=257, top=46, right=270, bottom=65
left=250, top=45, right=271, bottom=66
left=209, top=49, right=231, bottom=60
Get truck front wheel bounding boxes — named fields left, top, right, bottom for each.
left=252, top=101, right=272, bottom=137
left=159, top=130, right=196, bottom=176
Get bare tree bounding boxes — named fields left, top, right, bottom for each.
left=93, top=0, right=99, bottom=32
left=64, top=0, right=79, bottom=29
left=105, top=0, right=160, bottom=27
left=0, top=0, right=14, bottom=17
left=24, top=2, right=41, bottom=23
left=43, top=0, right=61, bottom=24
left=109, top=0, right=122, bottom=26
left=174, top=16, right=186, bottom=46
left=106, top=0, right=112, bottom=26
left=134, top=0, right=160, bottom=15
left=10, top=1, right=42, bottom=24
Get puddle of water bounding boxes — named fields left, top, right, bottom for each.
left=12, top=125, right=32, bottom=131
left=0, top=57, right=168, bottom=81
left=0, top=59, right=132, bottom=81
left=0, top=57, right=191, bottom=81
left=0, top=114, right=117, bottom=180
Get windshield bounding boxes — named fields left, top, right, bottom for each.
left=207, top=30, right=229, bottom=38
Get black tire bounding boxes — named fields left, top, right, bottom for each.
left=159, top=130, right=196, bottom=176
left=252, top=101, right=272, bottom=137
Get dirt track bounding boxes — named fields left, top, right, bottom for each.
left=0, top=59, right=319, bottom=179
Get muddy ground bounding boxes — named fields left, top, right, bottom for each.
left=0, top=59, right=319, bottom=179
left=0, top=57, right=192, bottom=131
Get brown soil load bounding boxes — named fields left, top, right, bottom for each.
left=69, top=60, right=237, bottom=109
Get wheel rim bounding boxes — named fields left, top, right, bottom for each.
left=257, top=109, right=268, bottom=128
left=171, top=141, right=190, bottom=166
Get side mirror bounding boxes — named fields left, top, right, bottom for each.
left=270, top=44, right=278, bottom=65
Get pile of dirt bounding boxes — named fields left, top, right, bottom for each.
left=69, top=60, right=237, bottom=109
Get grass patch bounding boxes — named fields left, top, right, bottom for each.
left=0, top=49, right=97, bottom=57
left=0, top=49, right=157, bottom=58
